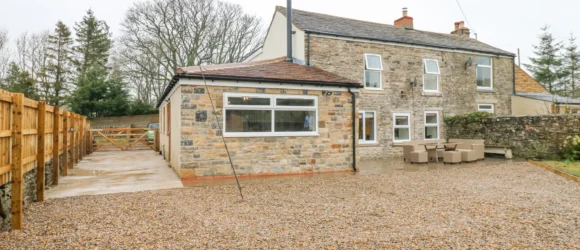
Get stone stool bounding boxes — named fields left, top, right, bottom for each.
left=460, top=150, right=478, bottom=163
left=443, top=151, right=461, bottom=164
left=410, top=151, right=428, bottom=164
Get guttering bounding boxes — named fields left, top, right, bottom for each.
left=304, top=30, right=516, bottom=58
left=347, top=87, right=357, bottom=172
left=156, top=74, right=363, bottom=108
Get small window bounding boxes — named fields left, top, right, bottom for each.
left=476, top=56, right=493, bottom=89
left=358, top=111, right=376, bottom=143
left=423, top=59, right=440, bottom=92
left=478, top=104, right=494, bottom=113
left=424, top=111, right=439, bottom=140
left=223, top=93, right=318, bottom=137
left=364, top=54, right=382, bottom=89
left=393, top=112, right=411, bottom=143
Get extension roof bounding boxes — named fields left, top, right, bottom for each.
left=516, top=92, right=580, bottom=104
left=157, top=57, right=361, bottom=107
left=276, top=6, right=514, bottom=57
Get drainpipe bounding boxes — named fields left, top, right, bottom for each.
left=348, top=87, right=357, bottom=171
left=286, top=0, right=293, bottom=62
left=307, top=32, right=311, bottom=66
left=512, top=58, right=516, bottom=95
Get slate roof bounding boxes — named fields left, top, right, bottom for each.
left=277, top=6, right=514, bottom=57
left=176, top=57, right=361, bottom=86
left=516, top=92, right=580, bottom=104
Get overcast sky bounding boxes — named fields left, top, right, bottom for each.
left=1, top=0, right=579, bottom=68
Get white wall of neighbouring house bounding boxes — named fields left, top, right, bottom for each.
left=253, top=10, right=305, bottom=63
left=511, top=95, right=553, bottom=115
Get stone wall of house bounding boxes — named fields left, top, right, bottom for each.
left=178, top=85, right=356, bottom=179
left=446, top=114, right=580, bottom=159
left=308, top=35, right=514, bottom=159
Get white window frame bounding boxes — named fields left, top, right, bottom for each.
left=424, top=111, right=439, bottom=140
left=392, top=112, right=411, bottom=143
left=476, top=56, right=493, bottom=90
left=363, top=53, right=383, bottom=90
left=358, top=110, right=377, bottom=144
left=222, top=93, right=318, bottom=137
left=477, top=104, right=494, bottom=113
left=422, top=59, right=440, bottom=93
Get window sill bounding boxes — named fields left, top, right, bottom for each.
left=362, top=88, right=383, bottom=92
left=358, top=141, right=379, bottom=146
left=224, top=132, right=319, bottom=138
left=477, top=88, right=495, bottom=93
left=422, top=91, right=443, bottom=97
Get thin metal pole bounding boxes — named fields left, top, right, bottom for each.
left=198, top=66, right=243, bottom=200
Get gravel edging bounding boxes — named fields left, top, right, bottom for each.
left=1, top=162, right=579, bottom=249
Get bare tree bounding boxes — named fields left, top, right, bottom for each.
left=0, top=29, right=10, bottom=88
left=14, top=31, right=51, bottom=101
left=117, top=0, right=263, bottom=105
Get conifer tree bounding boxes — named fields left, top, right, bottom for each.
left=46, top=21, right=73, bottom=105
left=525, top=25, right=565, bottom=93
left=72, top=9, right=112, bottom=81
left=562, top=33, right=580, bottom=97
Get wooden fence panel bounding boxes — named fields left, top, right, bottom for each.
left=0, top=89, right=91, bottom=230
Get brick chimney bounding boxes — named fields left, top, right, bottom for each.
left=451, top=21, right=470, bottom=37
left=394, top=7, right=413, bottom=29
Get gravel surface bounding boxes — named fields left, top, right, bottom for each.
left=1, top=162, right=579, bottom=249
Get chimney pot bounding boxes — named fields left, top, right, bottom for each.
left=394, top=7, right=413, bottom=29
left=451, top=21, right=470, bottom=37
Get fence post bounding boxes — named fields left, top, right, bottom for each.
left=62, top=111, right=69, bottom=176
left=11, top=93, right=24, bottom=230
left=79, top=116, right=84, bottom=161
left=52, top=106, right=60, bottom=185
left=36, top=102, right=46, bottom=201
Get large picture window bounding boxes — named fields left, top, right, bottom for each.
left=424, top=111, right=439, bottom=140
left=476, top=56, right=493, bottom=89
left=223, top=93, right=318, bottom=137
left=393, top=112, right=411, bottom=143
left=423, top=59, right=440, bottom=92
left=364, top=54, right=383, bottom=89
left=358, top=111, right=376, bottom=143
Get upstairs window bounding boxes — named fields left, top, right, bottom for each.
left=424, top=111, right=439, bottom=140
left=478, top=104, right=494, bottom=113
left=393, top=113, right=411, bottom=143
left=423, top=59, right=440, bottom=92
left=364, top=54, right=383, bottom=89
left=476, top=56, right=493, bottom=89
left=223, top=93, right=318, bottom=137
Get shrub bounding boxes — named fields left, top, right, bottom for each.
left=443, top=111, right=493, bottom=126
left=562, top=135, right=580, bottom=161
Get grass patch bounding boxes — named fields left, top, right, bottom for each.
left=543, top=161, right=580, bottom=177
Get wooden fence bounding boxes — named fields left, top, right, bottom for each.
left=0, top=89, right=91, bottom=230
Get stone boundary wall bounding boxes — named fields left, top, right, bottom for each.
left=89, top=114, right=159, bottom=129
left=0, top=155, right=64, bottom=231
left=445, top=114, right=580, bottom=159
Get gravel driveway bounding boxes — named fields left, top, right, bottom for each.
left=1, top=162, right=579, bottom=249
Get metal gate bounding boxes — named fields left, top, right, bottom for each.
left=90, top=128, right=159, bottom=152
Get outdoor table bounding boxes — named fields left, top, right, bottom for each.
left=420, top=142, right=461, bottom=163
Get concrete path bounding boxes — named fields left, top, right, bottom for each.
left=47, top=151, right=183, bottom=199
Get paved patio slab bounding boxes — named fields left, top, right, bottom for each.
left=46, top=151, right=183, bottom=199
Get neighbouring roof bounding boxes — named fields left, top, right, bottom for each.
left=276, top=6, right=514, bottom=57
left=515, top=66, right=549, bottom=93
left=516, top=92, right=580, bottom=104
left=157, top=57, right=361, bottom=108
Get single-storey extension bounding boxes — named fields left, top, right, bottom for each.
left=157, top=57, right=362, bottom=179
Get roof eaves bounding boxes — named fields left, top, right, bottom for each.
left=304, top=29, right=515, bottom=57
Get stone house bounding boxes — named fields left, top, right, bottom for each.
left=250, top=6, right=516, bottom=159
left=512, top=66, right=580, bottom=114
left=157, top=58, right=361, bottom=179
